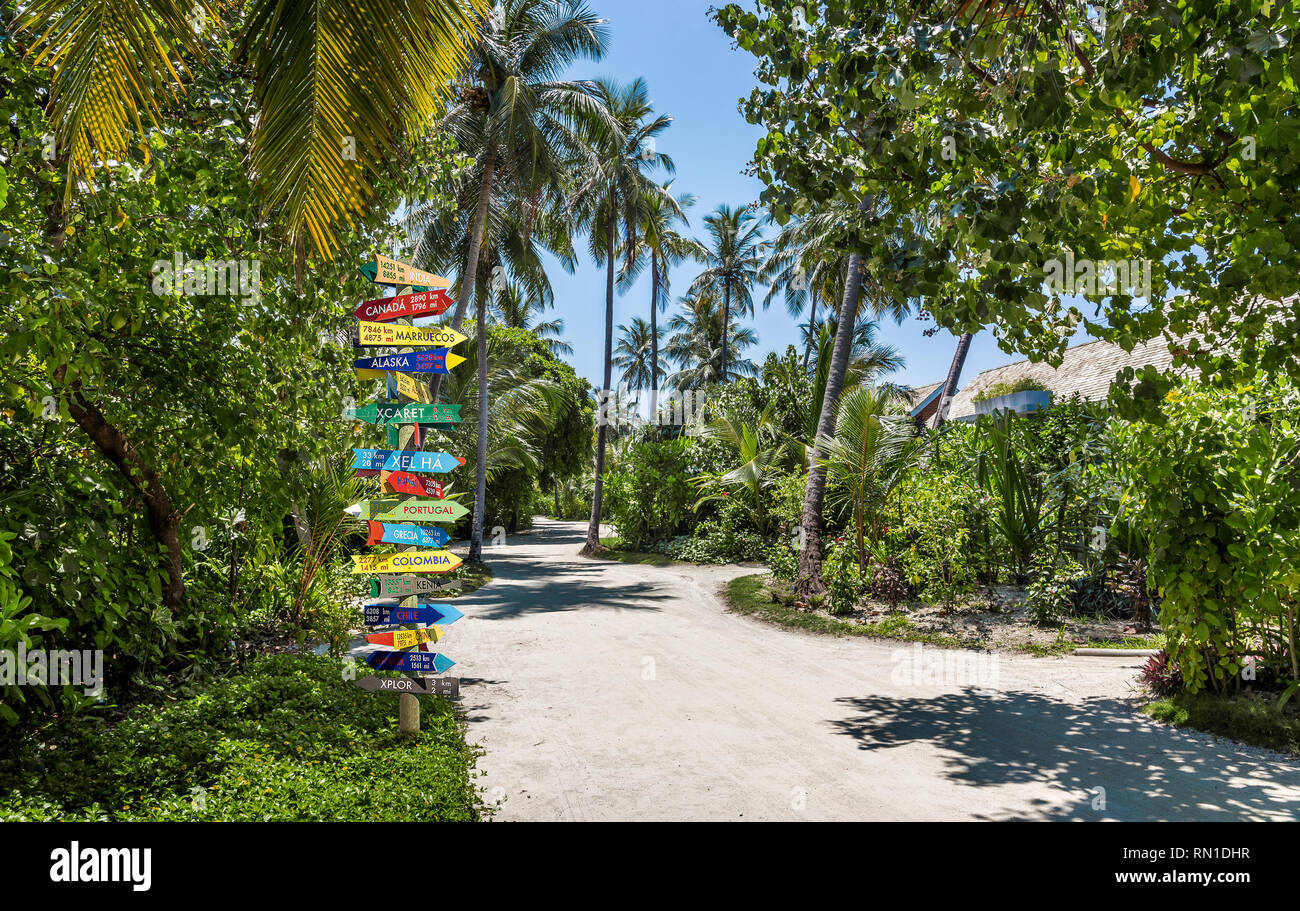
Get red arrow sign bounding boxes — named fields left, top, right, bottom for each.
left=383, top=471, right=446, bottom=498
left=354, top=288, right=454, bottom=322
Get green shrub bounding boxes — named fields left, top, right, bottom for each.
left=766, top=541, right=799, bottom=583
left=1024, top=552, right=1083, bottom=625
left=0, top=653, right=481, bottom=821
left=887, top=469, right=978, bottom=609
left=972, top=377, right=1049, bottom=404
left=823, top=539, right=865, bottom=615
left=603, top=438, right=696, bottom=548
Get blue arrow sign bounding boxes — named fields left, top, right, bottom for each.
left=363, top=602, right=464, bottom=627
left=366, top=521, right=451, bottom=548
left=354, top=351, right=460, bottom=375
left=366, top=650, right=455, bottom=674
left=351, top=449, right=463, bottom=474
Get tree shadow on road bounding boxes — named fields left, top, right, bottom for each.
left=829, top=689, right=1300, bottom=821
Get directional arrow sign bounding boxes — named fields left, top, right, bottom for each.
left=366, top=521, right=451, bottom=548
left=368, top=576, right=459, bottom=598
left=360, top=255, right=449, bottom=289
left=353, top=498, right=470, bottom=524
left=351, top=550, right=463, bottom=574
left=383, top=471, right=445, bottom=498
left=351, top=449, right=463, bottom=474
left=345, top=401, right=461, bottom=425
left=354, top=288, right=454, bottom=322
left=366, top=650, right=455, bottom=674
left=354, top=675, right=460, bottom=697
left=365, top=626, right=445, bottom=648
left=363, top=601, right=464, bottom=626
left=354, top=351, right=466, bottom=375
left=356, top=321, right=467, bottom=349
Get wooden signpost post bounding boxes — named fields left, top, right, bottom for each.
left=347, top=255, right=471, bottom=735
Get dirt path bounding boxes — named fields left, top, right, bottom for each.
left=437, top=520, right=1300, bottom=821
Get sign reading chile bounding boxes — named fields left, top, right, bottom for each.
left=362, top=602, right=463, bottom=627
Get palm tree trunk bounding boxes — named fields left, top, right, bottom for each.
left=795, top=211, right=870, bottom=601
left=432, top=140, right=496, bottom=404
left=650, top=250, right=660, bottom=420
left=934, top=331, right=973, bottom=428
left=582, top=210, right=618, bottom=555
left=803, top=285, right=818, bottom=369
left=469, top=285, right=489, bottom=562
left=720, top=279, right=731, bottom=382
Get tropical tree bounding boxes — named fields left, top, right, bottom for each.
left=492, top=281, right=572, bottom=357
left=620, top=182, right=705, bottom=407
left=571, top=77, right=676, bottom=556
left=688, top=204, right=765, bottom=381
left=692, top=415, right=780, bottom=537
left=664, top=293, right=758, bottom=391
left=820, top=386, right=923, bottom=572
left=613, top=317, right=664, bottom=393
left=13, top=0, right=485, bottom=259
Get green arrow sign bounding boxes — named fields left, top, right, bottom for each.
left=354, top=498, right=470, bottom=524
left=345, top=402, right=462, bottom=425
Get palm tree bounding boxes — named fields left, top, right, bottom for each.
left=433, top=0, right=610, bottom=337
left=571, top=77, right=676, bottom=556
left=664, top=293, right=758, bottom=391
left=613, top=317, right=664, bottom=393
left=492, top=281, right=573, bottom=357
left=688, top=204, right=765, bottom=381
left=692, top=415, right=780, bottom=537
left=14, top=0, right=484, bottom=259
left=820, top=386, right=923, bottom=572
left=620, top=183, right=705, bottom=409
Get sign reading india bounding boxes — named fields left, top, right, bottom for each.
left=355, top=288, right=454, bottom=322
left=354, top=350, right=465, bottom=375
left=354, top=498, right=470, bottom=523
left=363, top=601, right=463, bottom=626
left=366, top=521, right=450, bottom=548
left=346, top=401, right=461, bottom=425
left=352, top=449, right=463, bottom=475
left=365, top=626, right=445, bottom=648
left=361, top=255, right=449, bottom=289
left=351, top=550, right=463, bottom=574
left=356, top=320, right=467, bottom=349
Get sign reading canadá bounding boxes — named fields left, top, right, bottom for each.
left=353, top=498, right=470, bottom=523
left=350, top=550, right=464, bottom=574
left=356, top=320, right=467, bottom=348
left=354, top=288, right=454, bottom=322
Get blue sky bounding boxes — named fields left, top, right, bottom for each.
left=535, top=0, right=1049, bottom=392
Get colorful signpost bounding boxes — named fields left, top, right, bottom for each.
left=355, top=320, right=467, bottom=348
left=345, top=401, right=461, bottom=425
left=351, top=449, right=464, bottom=474
left=365, top=521, right=451, bottom=548
left=354, top=675, right=459, bottom=697
left=352, top=498, right=470, bottom=523
left=354, top=288, right=454, bottom=321
left=368, top=576, right=459, bottom=599
left=349, top=253, right=471, bottom=733
left=353, top=350, right=466, bottom=375
left=359, top=255, right=449, bottom=289
left=363, top=601, right=464, bottom=626
left=365, top=626, right=445, bottom=648
left=351, top=551, right=463, bottom=574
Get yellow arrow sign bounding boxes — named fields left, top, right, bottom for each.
left=356, top=321, right=467, bottom=348
left=350, top=550, right=464, bottom=574
left=368, top=254, right=450, bottom=289
left=365, top=627, right=446, bottom=649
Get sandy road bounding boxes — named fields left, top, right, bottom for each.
left=434, top=519, right=1300, bottom=821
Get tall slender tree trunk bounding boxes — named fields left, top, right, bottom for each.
left=720, top=279, right=731, bottom=382
left=794, top=215, right=871, bottom=601
left=469, top=285, right=489, bottom=561
left=802, top=285, right=818, bottom=368
left=582, top=210, right=618, bottom=555
left=432, top=141, right=496, bottom=404
left=933, top=331, right=973, bottom=428
left=649, top=250, right=661, bottom=420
